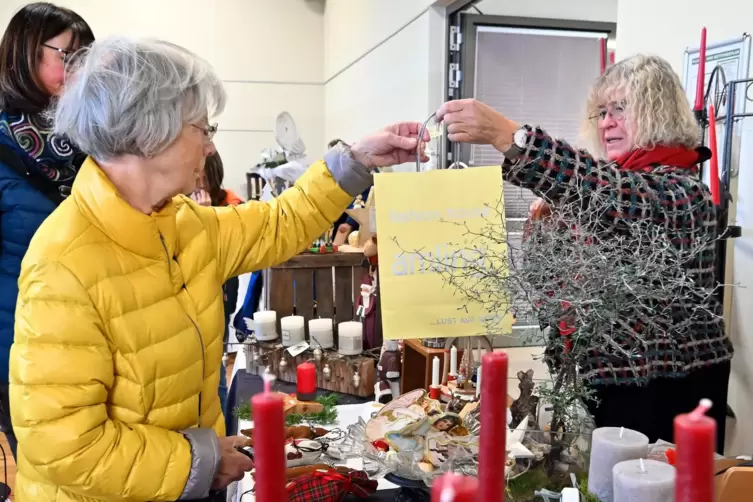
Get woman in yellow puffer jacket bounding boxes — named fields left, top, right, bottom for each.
left=9, top=36, right=428, bottom=502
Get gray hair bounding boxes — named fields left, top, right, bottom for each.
left=582, top=54, right=700, bottom=157
left=54, top=36, right=226, bottom=160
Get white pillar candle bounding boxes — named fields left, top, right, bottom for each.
left=337, top=321, right=363, bottom=356
left=280, top=315, right=305, bottom=347
left=431, top=356, right=440, bottom=387
left=308, top=318, right=334, bottom=349
left=613, top=458, right=675, bottom=502
left=476, top=365, right=482, bottom=397
left=450, top=346, right=458, bottom=376
left=253, top=310, right=277, bottom=341
left=588, top=427, right=650, bottom=502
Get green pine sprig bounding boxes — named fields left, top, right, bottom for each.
left=232, top=394, right=339, bottom=426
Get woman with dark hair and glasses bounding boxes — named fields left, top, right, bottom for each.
left=0, top=2, right=94, bottom=459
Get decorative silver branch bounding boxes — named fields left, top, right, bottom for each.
left=394, top=177, right=724, bottom=430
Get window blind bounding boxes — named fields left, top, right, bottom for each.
left=471, top=26, right=604, bottom=344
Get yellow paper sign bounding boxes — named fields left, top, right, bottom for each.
left=374, top=167, right=513, bottom=340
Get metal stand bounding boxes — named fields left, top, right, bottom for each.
left=698, top=73, right=747, bottom=305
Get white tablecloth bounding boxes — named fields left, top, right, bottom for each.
left=233, top=403, right=398, bottom=501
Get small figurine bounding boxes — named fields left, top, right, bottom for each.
left=375, top=340, right=401, bottom=404
left=509, top=369, right=539, bottom=427
left=355, top=267, right=381, bottom=350
left=285, top=438, right=326, bottom=467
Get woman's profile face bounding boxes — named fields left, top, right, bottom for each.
left=153, top=122, right=216, bottom=197
left=597, top=98, right=633, bottom=161
left=38, top=29, right=77, bottom=97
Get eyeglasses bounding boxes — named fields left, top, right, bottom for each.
left=589, top=102, right=626, bottom=122
left=192, top=123, right=218, bottom=141
left=42, top=43, right=73, bottom=63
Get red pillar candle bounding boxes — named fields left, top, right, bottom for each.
left=432, top=472, right=479, bottom=502
left=694, top=27, right=707, bottom=111
left=296, top=362, right=316, bottom=401
left=479, top=352, right=508, bottom=502
left=252, top=375, right=287, bottom=502
left=600, top=38, right=607, bottom=74
left=675, top=399, right=716, bottom=502
left=707, top=104, right=721, bottom=205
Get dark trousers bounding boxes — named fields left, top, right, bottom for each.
left=587, top=361, right=731, bottom=453
left=0, top=384, right=17, bottom=460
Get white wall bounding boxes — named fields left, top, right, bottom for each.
left=618, top=1, right=753, bottom=456
left=322, top=0, right=617, bottom=170
left=0, top=0, right=326, bottom=198
left=323, top=0, right=445, bottom=163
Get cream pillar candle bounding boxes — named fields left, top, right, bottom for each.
left=588, top=427, right=650, bottom=502
left=476, top=365, right=482, bottom=397
left=308, top=318, right=334, bottom=349
left=280, top=315, right=305, bottom=347
left=337, top=321, right=363, bottom=356
left=450, top=346, right=458, bottom=376
left=253, top=310, right=277, bottom=341
left=613, top=458, right=675, bottom=502
left=431, top=356, right=440, bottom=387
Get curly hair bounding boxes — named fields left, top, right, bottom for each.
left=582, top=54, right=700, bottom=158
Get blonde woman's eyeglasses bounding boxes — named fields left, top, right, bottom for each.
left=589, top=102, right=626, bottom=122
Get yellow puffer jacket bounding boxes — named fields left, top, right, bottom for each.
left=10, top=154, right=360, bottom=501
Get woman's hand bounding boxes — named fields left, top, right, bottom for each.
left=211, top=436, right=255, bottom=490
left=436, top=99, right=520, bottom=153
left=529, top=197, right=551, bottom=220
left=350, top=122, right=431, bottom=169
left=191, top=189, right=212, bottom=207
left=333, top=223, right=353, bottom=246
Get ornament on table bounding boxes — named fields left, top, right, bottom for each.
left=352, top=365, right=361, bottom=388
left=363, top=389, right=483, bottom=477
left=322, top=363, right=331, bottom=381
left=345, top=187, right=375, bottom=248
left=375, top=340, right=402, bottom=404
left=325, top=417, right=369, bottom=461
left=285, top=438, right=326, bottom=467
left=241, top=424, right=330, bottom=445
left=510, top=369, right=539, bottom=427
left=355, top=267, right=382, bottom=350
left=313, top=346, right=323, bottom=362
left=383, top=411, right=477, bottom=474
left=309, top=224, right=338, bottom=253
left=285, top=468, right=378, bottom=502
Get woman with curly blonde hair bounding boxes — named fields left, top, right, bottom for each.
left=437, top=54, right=733, bottom=451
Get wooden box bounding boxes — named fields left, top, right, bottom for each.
left=401, top=339, right=464, bottom=394
left=249, top=253, right=376, bottom=397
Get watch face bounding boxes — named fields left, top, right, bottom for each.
left=514, top=129, right=528, bottom=148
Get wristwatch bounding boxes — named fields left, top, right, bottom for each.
left=503, top=127, right=529, bottom=160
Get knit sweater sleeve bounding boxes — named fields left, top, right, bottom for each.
left=503, top=126, right=715, bottom=227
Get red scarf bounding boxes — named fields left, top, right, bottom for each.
left=613, top=145, right=709, bottom=174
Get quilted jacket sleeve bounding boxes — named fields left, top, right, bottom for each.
left=10, top=260, right=198, bottom=501
left=212, top=151, right=373, bottom=281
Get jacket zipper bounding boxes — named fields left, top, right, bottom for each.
left=160, top=234, right=205, bottom=426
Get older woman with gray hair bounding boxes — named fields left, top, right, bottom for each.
left=10, top=36, right=427, bottom=501
left=436, top=54, right=733, bottom=451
